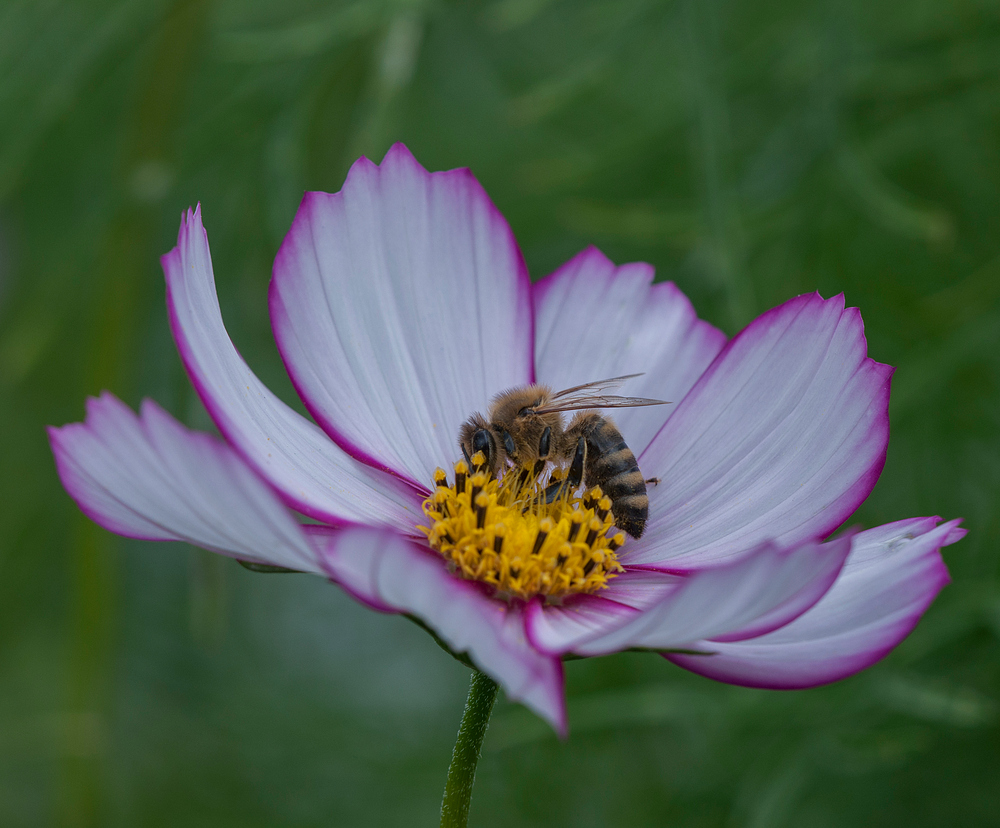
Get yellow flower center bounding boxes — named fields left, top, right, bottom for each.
left=419, top=452, right=625, bottom=600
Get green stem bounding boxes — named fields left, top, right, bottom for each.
left=440, top=670, right=499, bottom=828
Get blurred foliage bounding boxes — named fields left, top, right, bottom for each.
left=1, top=0, right=998, bottom=825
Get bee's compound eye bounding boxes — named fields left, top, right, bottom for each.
left=471, top=429, right=492, bottom=461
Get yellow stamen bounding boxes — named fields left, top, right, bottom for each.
left=419, top=461, right=625, bottom=600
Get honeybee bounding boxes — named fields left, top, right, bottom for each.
left=458, top=374, right=668, bottom=538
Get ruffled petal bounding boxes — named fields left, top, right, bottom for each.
left=532, top=246, right=726, bottom=456
left=270, top=144, right=533, bottom=486
left=163, top=205, right=423, bottom=530
left=318, top=526, right=566, bottom=734
left=568, top=534, right=851, bottom=657
left=525, top=568, right=680, bottom=656
left=628, top=293, right=892, bottom=568
left=666, top=518, right=962, bottom=688
left=48, top=394, right=322, bottom=574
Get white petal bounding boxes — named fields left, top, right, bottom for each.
left=532, top=246, right=726, bottom=456
left=270, top=144, right=533, bottom=486
left=570, top=534, right=851, bottom=657
left=525, top=568, right=680, bottom=656
left=49, top=394, right=322, bottom=574
left=319, top=526, right=567, bottom=734
left=667, top=518, right=962, bottom=688
left=163, top=205, right=423, bottom=530
left=629, top=293, right=892, bottom=568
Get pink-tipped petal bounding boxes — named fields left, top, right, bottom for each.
left=569, top=534, right=851, bottom=657
left=525, top=568, right=681, bottom=656
left=49, top=394, right=322, bottom=574
left=319, top=527, right=566, bottom=734
left=532, top=247, right=726, bottom=456
left=629, top=293, right=892, bottom=568
left=163, top=205, right=423, bottom=530
left=666, top=518, right=961, bottom=688
left=270, top=144, right=533, bottom=486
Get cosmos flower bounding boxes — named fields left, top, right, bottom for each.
left=49, top=145, right=964, bottom=735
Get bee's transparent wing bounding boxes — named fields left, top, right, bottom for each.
left=537, top=375, right=669, bottom=414
left=534, top=395, right=670, bottom=414
left=549, top=373, right=644, bottom=400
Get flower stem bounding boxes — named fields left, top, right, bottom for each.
left=440, top=669, right=499, bottom=828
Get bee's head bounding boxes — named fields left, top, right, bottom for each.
left=458, top=412, right=503, bottom=475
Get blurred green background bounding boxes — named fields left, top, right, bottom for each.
left=2, top=0, right=998, bottom=825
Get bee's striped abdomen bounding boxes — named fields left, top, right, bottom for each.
left=580, top=415, right=649, bottom=538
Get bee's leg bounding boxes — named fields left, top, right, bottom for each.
left=538, top=426, right=551, bottom=460
left=515, top=426, right=553, bottom=490
left=565, top=436, right=585, bottom=489
left=544, top=436, right=585, bottom=503
left=531, top=458, right=546, bottom=479
left=513, top=466, right=533, bottom=489
left=517, top=459, right=549, bottom=491
left=542, top=477, right=562, bottom=504
left=645, top=477, right=661, bottom=486
left=525, top=426, right=551, bottom=486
